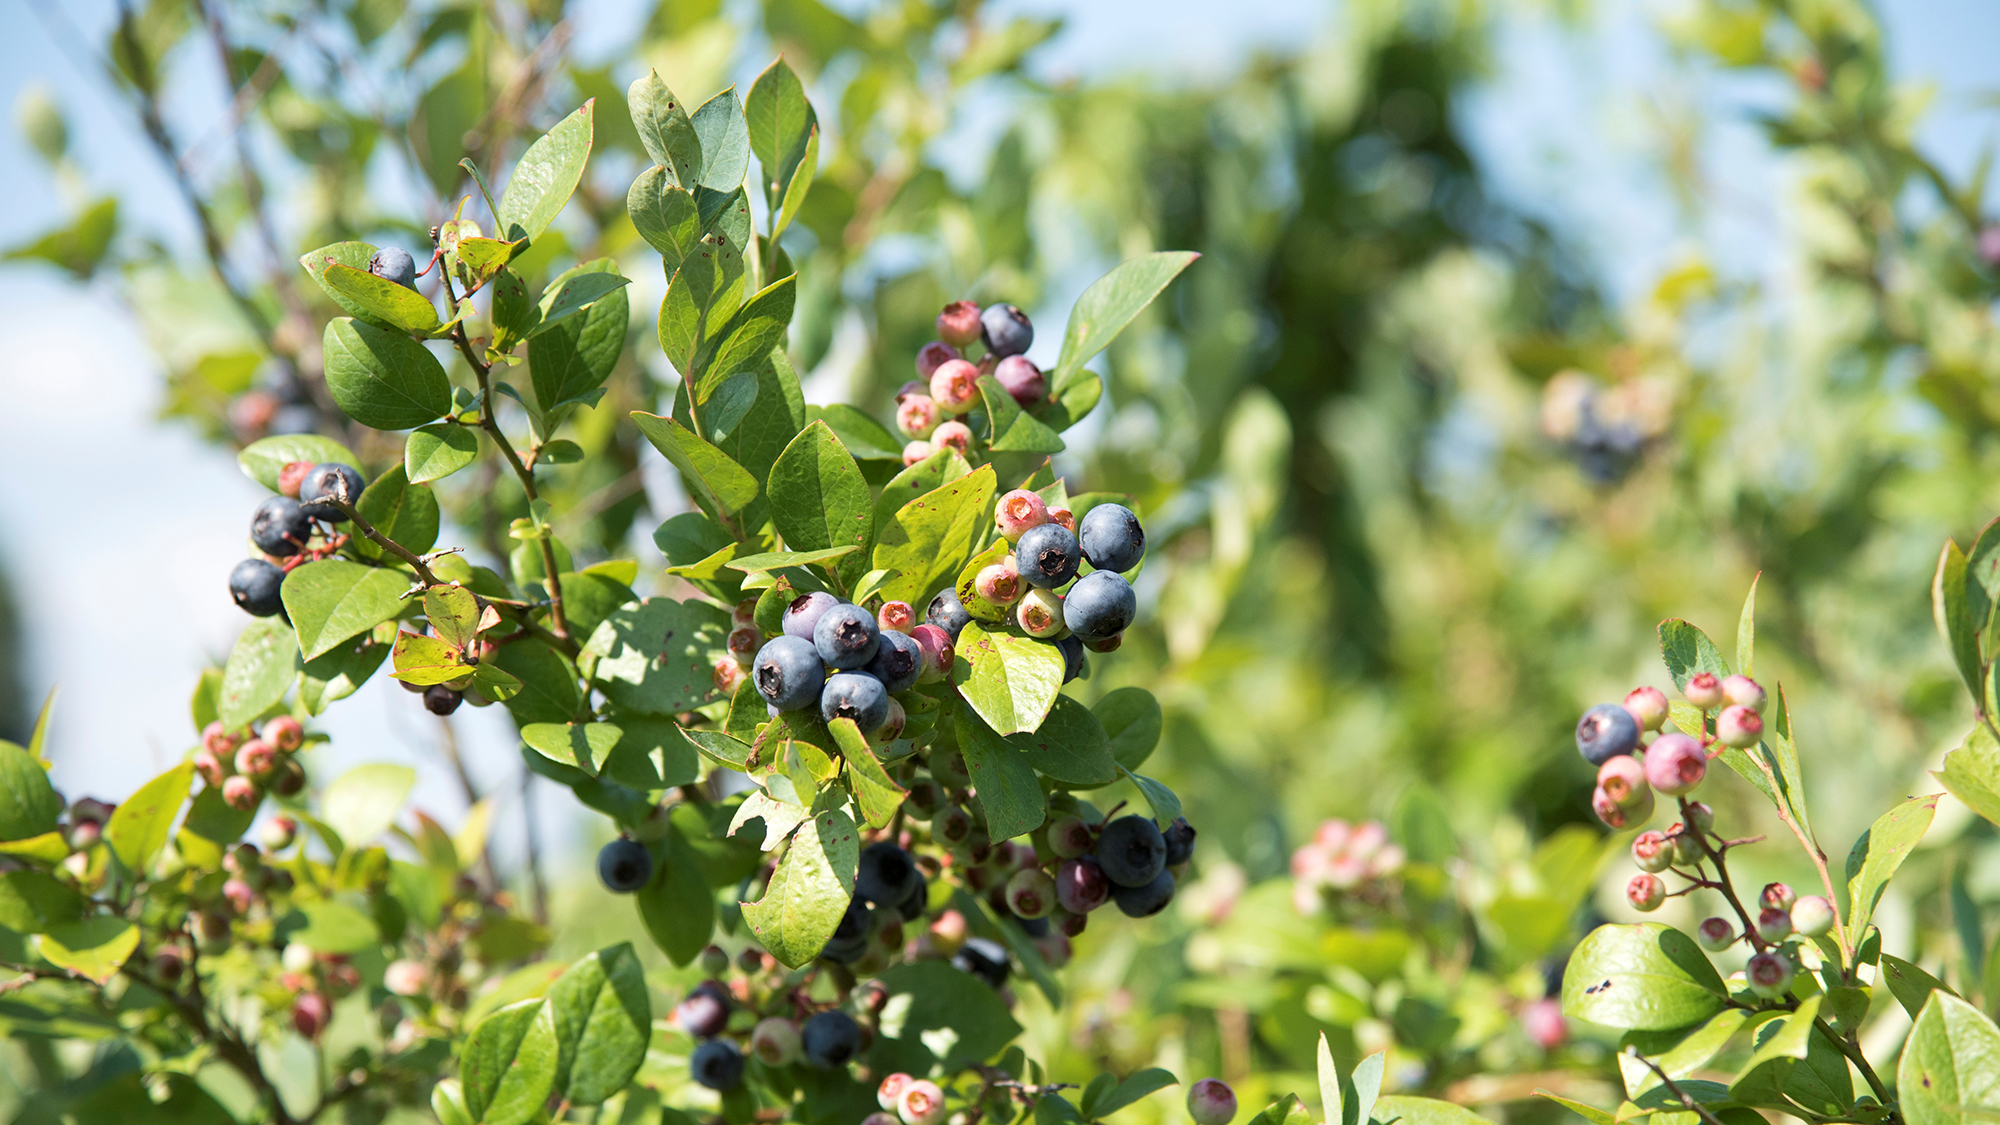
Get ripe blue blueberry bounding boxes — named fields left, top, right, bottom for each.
left=368, top=247, right=419, bottom=290
left=1112, top=868, right=1176, bottom=917
left=895, top=872, right=929, bottom=921
left=857, top=842, right=918, bottom=907
left=753, top=636, right=824, bottom=712
left=230, top=559, right=286, bottom=616
left=1575, top=702, right=1641, bottom=766
left=423, top=685, right=462, bottom=715
left=821, top=897, right=872, bottom=964
left=1063, top=571, right=1136, bottom=639
left=675, top=981, right=731, bottom=1038
left=951, top=937, right=1010, bottom=989
left=1057, top=635, right=1087, bottom=683
left=297, top=463, right=365, bottom=522
left=690, top=1040, right=745, bottom=1090
left=814, top=603, right=881, bottom=669
left=596, top=838, right=652, bottom=893
left=980, top=303, right=1034, bottom=358
left=1161, top=817, right=1197, bottom=866
left=801, top=1009, right=864, bottom=1069
left=783, top=590, right=842, bottom=641
left=926, top=587, right=972, bottom=640
left=866, top=629, right=922, bottom=694
left=1095, top=816, right=1167, bottom=889
left=1015, top=523, right=1081, bottom=589
left=1079, top=504, right=1145, bottom=573
left=251, top=496, right=312, bottom=557
left=822, top=672, right=890, bottom=732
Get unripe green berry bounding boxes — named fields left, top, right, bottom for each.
left=1627, top=873, right=1666, bottom=912
left=700, top=945, right=730, bottom=977
left=1683, top=672, right=1725, bottom=710
left=1755, top=907, right=1793, bottom=943
left=1623, top=686, right=1670, bottom=731
left=1695, top=917, right=1737, bottom=951
left=1631, top=830, right=1672, bottom=873
left=1746, top=950, right=1796, bottom=998
left=1791, top=895, right=1835, bottom=937
left=1760, top=882, right=1796, bottom=911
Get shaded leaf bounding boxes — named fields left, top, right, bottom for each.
left=741, top=808, right=859, bottom=967
left=952, top=704, right=1046, bottom=841
left=323, top=317, right=453, bottom=430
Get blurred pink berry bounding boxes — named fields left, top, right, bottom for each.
left=1760, top=882, right=1795, bottom=911
left=1632, top=831, right=1672, bottom=872
left=1716, top=704, right=1762, bottom=748
left=1005, top=868, right=1055, bottom=919
left=292, top=991, right=331, bottom=1038
left=1683, top=801, right=1715, bottom=835
left=1684, top=672, right=1724, bottom=710
left=915, top=341, right=961, bottom=379
left=201, top=721, right=240, bottom=757
left=897, top=395, right=940, bottom=440
left=221, top=877, right=256, bottom=915
left=221, top=775, right=259, bottom=811
left=929, top=359, right=981, bottom=414
left=993, top=355, right=1046, bottom=408
left=1597, top=755, right=1648, bottom=807
left=878, top=601, right=915, bottom=633
left=1187, top=1078, right=1237, bottom=1125
left=1055, top=858, right=1111, bottom=914
left=1522, top=997, right=1567, bottom=1050
left=235, top=739, right=276, bottom=780
left=1593, top=783, right=1652, bottom=830
left=932, top=420, right=973, bottom=457
left=384, top=959, right=428, bottom=996
left=878, top=1073, right=913, bottom=1111
left=713, top=656, right=746, bottom=694
left=1721, top=674, right=1766, bottom=712
left=1627, top=873, right=1666, bottom=912
left=1696, top=916, right=1737, bottom=951
left=1755, top=907, right=1793, bottom=943
left=1644, top=734, right=1707, bottom=796
left=277, top=460, right=314, bottom=498
left=899, top=1080, right=947, bottom=1125
left=733, top=598, right=759, bottom=627
left=936, top=300, right=982, bottom=347
left=895, top=380, right=928, bottom=403
left=261, top=715, right=304, bottom=753
left=902, top=440, right=934, bottom=467
left=995, top=489, right=1050, bottom=542
left=1623, top=686, right=1669, bottom=731
left=728, top=626, right=760, bottom=663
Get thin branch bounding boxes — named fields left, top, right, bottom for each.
left=1626, top=1049, right=1729, bottom=1125
left=1745, top=756, right=1852, bottom=969
left=1813, top=1016, right=1896, bottom=1117
left=327, top=497, right=444, bottom=586
left=1679, top=797, right=1764, bottom=949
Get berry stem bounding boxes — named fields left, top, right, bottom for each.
left=1677, top=798, right=1765, bottom=950
left=326, top=496, right=444, bottom=586
left=1814, top=1015, right=1895, bottom=1119
left=1626, top=1049, right=1729, bottom=1125
left=1745, top=755, right=1853, bottom=972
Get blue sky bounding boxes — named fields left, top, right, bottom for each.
left=0, top=0, right=1995, bottom=875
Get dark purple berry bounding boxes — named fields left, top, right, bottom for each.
left=423, top=685, right=462, bottom=715
left=1112, top=868, right=1176, bottom=917
left=690, top=1039, right=744, bottom=1089
left=675, top=981, right=731, bottom=1039
left=1095, top=816, right=1166, bottom=888
left=1575, top=703, right=1641, bottom=766
left=1078, top=503, right=1144, bottom=573
left=251, top=497, right=312, bottom=557
left=801, top=1009, right=863, bottom=1068
left=1063, top=571, right=1135, bottom=639
left=926, top=588, right=972, bottom=639
left=951, top=937, right=1009, bottom=989
left=368, top=247, right=418, bottom=290
left=754, top=636, right=824, bottom=712
left=820, top=672, right=889, bottom=732
left=980, top=303, right=1033, bottom=358
left=230, top=558, right=286, bottom=616
left=857, top=843, right=917, bottom=907
left=1161, top=817, right=1196, bottom=866
left=596, top=838, right=652, bottom=893
left=866, top=629, right=922, bottom=694
left=297, top=463, right=365, bottom=523
left=783, top=591, right=842, bottom=641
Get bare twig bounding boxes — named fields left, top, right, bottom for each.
left=328, top=497, right=444, bottom=586
left=1626, top=1049, right=1728, bottom=1125
left=1744, top=757, right=1852, bottom=968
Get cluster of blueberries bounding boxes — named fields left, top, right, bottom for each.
left=893, top=300, right=1041, bottom=467
left=227, top=460, right=368, bottom=618
left=675, top=971, right=867, bottom=1093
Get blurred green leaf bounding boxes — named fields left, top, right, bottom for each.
left=36, top=917, right=138, bottom=984
left=1845, top=794, right=1939, bottom=940
left=498, top=100, right=594, bottom=242
left=320, top=763, right=415, bottom=849
left=0, top=742, right=61, bottom=845
left=102, top=762, right=191, bottom=874
left=3, top=197, right=117, bottom=278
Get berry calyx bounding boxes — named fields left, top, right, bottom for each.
left=1592, top=783, right=1653, bottom=830
left=262, top=715, right=304, bottom=752
left=929, top=359, right=981, bottom=414
left=878, top=601, right=916, bottom=633
left=1005, top=867, right=1055, bottom=918
left=1745, top=950, right=1796, bottom=998
left=878, top=1073, right=914, bottom=1112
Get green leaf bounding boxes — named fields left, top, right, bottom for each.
left=4, top=196, right=118, bottom=279
left=868, top=960, right=1023, bottom=1076
left=497, top=100, right=593, bottom=242
left=628, top=167, right=702, bottom=267
left=321, top=261, right=441, bottom=334
left=698, top=274, right=796, bottom=404
left=471, top=660, right=524, bottom=701
left=1560, top=923, right=1726, bottom=1031
left=1319, top=1032, right=1342, bottom=1125
left=36, top=917, right=139, bottom=985
left=219, top=617, right=301, bottom=728
left=1531, top=1091, right=1617, bottom=1125
left=0, top=871, right=81, bottom=933
left=353, top=464, right=441, bottom=562
left=874, top=465, right=997, bottom=607
left=741, top=807, right=859, bottom=967
left=283, top=560, right=412, bottom=661
left=103, top=762, right=192, bottom=874
left=406, top=423, right=479, bottom=484
left=809, top=403, right=903, bottom=460
left=0, top=742, right=61, bottom=843
left=392, top=631, right=469, bottom=686
left=696, top=185, right=752, bottom=253
left=1938, top=724, right=2000, bottom=829
left=637, top=826, right=714, bottom=965
left=462, top=998, right=560, bottom=1125
left=528, top=282, right=628, bottom=429
left=704, top=370, right=760, bottom=442
left=1086, top=1069, right=1177, bottom=1119
left=773, top=126, right=818, bottom=241
left=874, top=448, right=971, bottom=537
left=632, top=412, right=759, bottom=515
left=239, top=433, right=361, bottom=492
left=828, top=718, right=906, bottom=829
left=627, top=71, right=701, bottom=187
left=545, top=943, right=650, bottom=1105
left=528, top=260, right=631, bottom=342
left=321, top=764, right=415, bottom=849
left=745, top=58, right=815, bottom=200
left=1845, top=794, right=1939, bottom=940
left=1245, top=1095, right=1308, bottom=1125
left=583, top=597, right=731, bottom=715
left=686, top=726, right=754, bottom=771
left=1345, top=1051, right=1385, bottom=1125
left=597, top=720, right=701, bottom=790
left=452, top=236, right=530, bottom=295
left=1936, top=539, right=1985, bottom=705
left=1736, top=573, right=1759, bottom=679
left=1899, top=992, right=2000, bottom=1125
left=1657, top=618, right=1730, bottom=692
left=424, top=585, right=484, bottom=651
left=323, top=317, right=453, bottom=430
left=1121, top=769, right=1183, bottom=824
left=433, top=1079, right=473, bottom=1125
left=1094, top=687, right=1163, bottom=771
left=955, top=620, right=1064, bottom=736
left=952, top=705, right=1046, bottom=841
left=1037, top=1095, right=1085, bottom=1125
left=1620, top=1010, right=1749, bottom=1101
left=1881, top=953, right=1960, bottom=1019
left=521, top=722, right=620, bottom=776
left=299, top=241, right=389, bottom=325
left=726, top=546, right=859, bottom=574
left=1048, top=251, right=1200, bottom=393
left=689, top=87, right=749, bottom=191
left=288, top=898, right=381, bottom=953
left=978, top=375, right=1065, bottom=453
left=490, top=639, right=587, bottom=725
left=1368, top=1097, right=1493, bottom=1125
left=768, top=421, right=874, bottom=588
left=1010, top=696, right=1115, bottom=786
left=657, top=235, right=747, bottom=379
left=177, top=786, right=254, bottom=868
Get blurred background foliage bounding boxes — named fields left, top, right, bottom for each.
left=9, top=0, right=2000, bottom=1119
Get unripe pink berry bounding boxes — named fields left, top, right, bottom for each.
left=915, top=341, right=961, bottom=379
left=1755, top=907, right=1793, bottom=943
left=1055, top=857, right=1111, bottom=914
left=1627, top=873, right=1666, bottom=912
left=261, top=715, right=304, bottom=753
left=937, top=300, right=983, bottom=347
left=1624, top=686, right=1670, bottom=731
left=221, top=775, right=260, bottom=811
left=878, top=1072, right=914, bottom=1111
left=1187, top=1078, right=1237, bottom=1125
left=1758, top=882, right=1794, bottom=911
left=902, top=440, right=934, bottom=467
left=733, top=598, right=759, bottom=627
left=752, top=1017, right=802, bottom=1065
left=1632, top=831, right=1672, bottom=873
left=1746, top=950, right=1796, bottom=998
left=1696, top=917, right=1738, bottom=951
left=994, top=489, right=1051, bottom=542
left=993, top=355, right=1046, bottom=408
left=221, top=877, right=256, bottom=915
left=929, top=359, right=981, bottom=414
left=713, top=656, right=746, bottom=694
left=1791, top=895, right=1835, bottom=937
left=384, top=959, right=428, bottom=996
left=192, top=747, right=227, bottom=788
left=1597, top=755, right=1649, bottom=808
left=975, top=563, right=1023, bottom=605
left=1016, top=588, right=1063, bottom=638
left=201, top=721, right=240, bottom=758
left=1047, top=815, right=1092, bottom=859
left=1684, top=672, right=1724, bottom=710
left=911, top=624, right=954, bottom=683
left=1054, top=908, right=1087, bottom=937
left=1046, top=506, right=1075, bottom=533
left=292, top=991, right=331, bottom=1039
left=929, top=909, right=968, bottom=954
left=899, top=1079, right=947, bottom=1125
left=1721, top=674, right=1766, bottom=713
left=261, top=815, right=298, bottom=851
left=1716, top=704, right=1762, bottom=748
left=1592, top=783, right=1653, bottom=830
left=878, top=601, right=915, bottom=634
left=727, top=625, right=761, bottom=663
left=69, top=821, right=101, bottom=849
left=1644, top=734, right=1707, bottom=796
left=235, top=739, right=277, bottom=780
left=1522, top=997, right=1567, bottom=1050
left=278, top=460, right=314, bottom=498
left=896, top=380, right=929, bottom=403
left=897, top=395, right=940, bottom=439
left=931, top=420, right=973, bottom=457
left=875, top=697, right=907, bottom=742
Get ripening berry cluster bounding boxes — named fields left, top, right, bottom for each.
left=894, top=300, right=1041, bottom=466
left=194, top=714, right=308, bottom=812
left=1576, top=671, right=1770, bottom=830
left=739, top=591, right=944, bottom=737
left=972, top=491, right=1144, bottom=656
left=228, top=459, right=369, bottom=618
left=1289, top=819, right=1406, bottom=915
